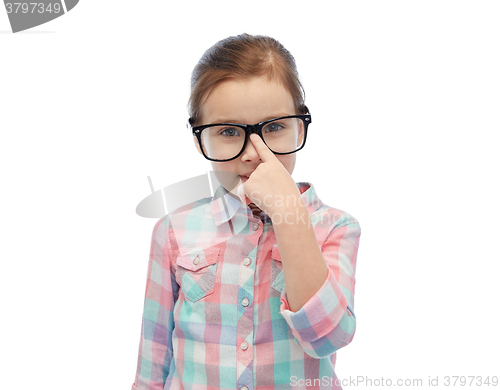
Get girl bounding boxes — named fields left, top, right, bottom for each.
left=132, top=33, right=361, bottom=390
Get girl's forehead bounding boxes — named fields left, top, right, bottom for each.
left=199, top=76, right=296, bottom=124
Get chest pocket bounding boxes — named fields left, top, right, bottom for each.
left=271, top=245, right=285, bottom=293
left=176, top=247, right=220, bottom=302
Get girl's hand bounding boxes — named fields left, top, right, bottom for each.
left=237, top=133, right=304, bottom=218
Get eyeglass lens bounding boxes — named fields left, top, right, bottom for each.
left=200, top=117, right=305, bottom=160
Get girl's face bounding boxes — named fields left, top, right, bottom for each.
left=194, top=76, right=298, bottom=201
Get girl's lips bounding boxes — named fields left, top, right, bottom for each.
left=239, top=175, right=249, bottom=183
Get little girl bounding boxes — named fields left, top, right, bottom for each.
left=132, top=33, right=361, bottom=390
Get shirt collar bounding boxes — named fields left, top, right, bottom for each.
left=210, top=182, right=324, bottom=227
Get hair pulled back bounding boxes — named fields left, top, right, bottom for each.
left=188, top=33, right=307, bottom=126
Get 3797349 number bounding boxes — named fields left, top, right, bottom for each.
left=444, top=376, right=498, bottom=386
left=5, top=3, right=62, bottom=14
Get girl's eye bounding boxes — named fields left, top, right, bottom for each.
left=220, top=127, right=241, bottom=137
left=264, top=123, right=284, bottom=133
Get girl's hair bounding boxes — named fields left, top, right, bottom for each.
left=188, top=33, right=307, bottom=126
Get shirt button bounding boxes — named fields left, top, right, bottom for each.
left=243, top=257, right=251, bottom=266
left=252, top=224, right=259, bottom=231
left=241, top=297, right=249, bottom=307
left=240, top=341, right=249, bottom=350
left=241, top=386, right=249, bottom=390
left=193, top=255, right=200, bottom=265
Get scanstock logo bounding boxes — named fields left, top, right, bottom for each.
left=137, top=172, right=229, bottom=219
left=3, top=0, right=78, bottom=33
left=137, top=172, right=251, bottom=245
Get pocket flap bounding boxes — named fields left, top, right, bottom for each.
left=176, top=247, right=220, bottom=271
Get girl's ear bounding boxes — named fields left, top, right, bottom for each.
left=193, top=136, right=203, bottom=155
left=297, top=121, right=305, bottom=147
left=188, top=120, right=203, bottom=156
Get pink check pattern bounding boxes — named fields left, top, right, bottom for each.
left=131, top=182, right=361, bottom=390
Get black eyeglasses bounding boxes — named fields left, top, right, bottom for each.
left=189, top=114, right=311, bottom=162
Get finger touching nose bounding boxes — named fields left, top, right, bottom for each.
left=241, top=138, right=262, bottom=161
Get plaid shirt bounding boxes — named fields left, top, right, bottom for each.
left=132, top=182, right=361, bottom=390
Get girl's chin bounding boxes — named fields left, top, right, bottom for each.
left=213, top=172, right=241, bottom=192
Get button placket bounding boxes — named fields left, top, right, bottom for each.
left=237, top=250, right=254, bottom=387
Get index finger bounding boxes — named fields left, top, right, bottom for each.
left=249, top=133, right=277, bottom=162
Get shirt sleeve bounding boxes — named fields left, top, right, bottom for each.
left=279, top=213, right=361, bottom=359
left=132, top=216, right=179, bottom=390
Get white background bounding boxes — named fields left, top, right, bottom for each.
left=1, top=1, right=499, bottom=389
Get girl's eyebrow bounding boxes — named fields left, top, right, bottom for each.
left=209, top=118, right=240, bottom=124
left=210, top=113, right=294, bottom=124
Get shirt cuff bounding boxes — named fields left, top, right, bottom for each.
left=279, top=267, right=348, bottom=341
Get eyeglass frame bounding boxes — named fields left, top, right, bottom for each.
left=188, top=114, right=312, bottom=162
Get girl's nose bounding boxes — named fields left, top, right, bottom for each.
left=240, top=136, right=262, bottom=162
left=241, top=136, right=260, bottom=161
